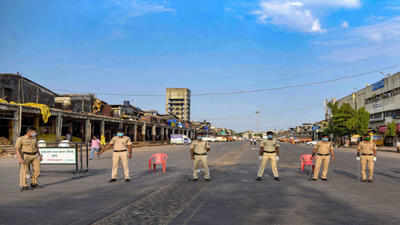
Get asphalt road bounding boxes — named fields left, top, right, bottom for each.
left=1, top=142, right=400, bottom=225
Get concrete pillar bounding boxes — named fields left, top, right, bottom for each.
left=166, top=128, right=170, bottom=141
left=12, top=106, right=22, bottom=144
left=133, top=123, right=138, bottom=142
left=142, top=123, right=146, bottom=141
left=33, top=116, right=40, bottom=132
left=124, top=124, right=128, bottom=135
left=172, top=129, right=175, bottom=135
left=85, top=119, right=91, bottom=143
left=56, top=114, right=63, bottom=141
left=152, top=125, right=156, bottom=142
left=160, top=127, right=165, bottom=141
left=100, top=120, right=105, bottom=138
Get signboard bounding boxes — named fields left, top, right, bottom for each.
left=372, top=79, right=384, bottom=91
left=372, top=102, right=383, bottom=109
left=312, top=126, right=320, bottom=131
left=40, top=148, right=77, bottom=165
left=168, top=119, right=177, bottom=127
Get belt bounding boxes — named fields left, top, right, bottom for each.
left=263, top=151, right=276, bottom=154
left=113, top=150, right=127, bottom=153
left=361, top=153, right=374, bottom=156
left=317, top=153, right=330, bottom=156
left=194, top=153, right=207, bottom=156
left=23, top=152, right=38, bottom=155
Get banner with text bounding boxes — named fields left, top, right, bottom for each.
left=40, top=148, right=77, bottom=165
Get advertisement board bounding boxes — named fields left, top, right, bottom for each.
left=40, top=147, right=77, bottom=165
left=372, top=79, right=384, bottom=91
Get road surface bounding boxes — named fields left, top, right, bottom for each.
left=1, top=142, right=400, bottom=225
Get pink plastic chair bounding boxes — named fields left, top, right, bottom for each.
left=300, top=154, right=315, bottom=173
left=148, top=153, right=168, bottom=173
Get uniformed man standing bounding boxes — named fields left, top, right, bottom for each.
left=105, top=129, right=132, bottom=183
left=190, top=139, right=211, bottom=181
left=256, top=131, right=280, bottom=182
left=15, top=127, right=42, bottom=192
left=312, top=136, right=335, bottom=181
left=357, top=135, right=377, bottom=183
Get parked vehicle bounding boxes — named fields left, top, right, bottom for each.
left=170, top=135, right=191, bottom=145
left=306, top=141, right=318, bottom=146
left=216, top=136, right=227, bottom=142
left=58, top=140, right=71, bottom=147
left=201, top=136, right=216, bottom=142
left=38, top=140, right=47, bottom=148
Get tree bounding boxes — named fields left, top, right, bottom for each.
left=385, top=121, right=397, bottom=137
left=327, top=102, right=354, bottom=138
left=347, top=107, right=370, bottom=136
left=385, top=121, right=397, bottom=147
left=356, top=107, right=370, bottom=136
left=326, top=102, right=370, bottom=143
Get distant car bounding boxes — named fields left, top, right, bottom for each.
left=306, top=141, right=318, bottom=146
left=216, top=137, right=227, bottom=142
left=58, top=140, right=71, bottom=147
left=171, top=135, right=191, bottom=145
left=201, top=136, right=216, bottom=142
left=38, top=140, right=47, bottom=148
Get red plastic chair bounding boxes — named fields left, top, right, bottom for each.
left=300, top=154, right=315, bottom=173
left=148, top=153, right=168, bottom=173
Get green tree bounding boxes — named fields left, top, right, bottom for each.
left=385, top=121, right=397, bottom=137
left=327, top=103, right=370, bottom=141
left=327, top=102, right=354, bottom=138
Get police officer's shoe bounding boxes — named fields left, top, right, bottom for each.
left=274, top=177, right=280, bottom=182
left=361, top=179, right=367, bottom=183
left=20, top=186, right=29, bottom=192
left=312, top=178, right=318, bottom=181
left=125, top=179, right=131, bottom=182
left=30, top=183, right=39, bottom=189
left=368, top=179, right=374, bottom=183
left=192, top=178, right=199, bottom=182
left=205, top=178, right=211, bottom=182
left=256, top=177, right=262, bottom=181
left=109, top=179, right=117, bottom=183
left=321, top=178, right=328, bottom=181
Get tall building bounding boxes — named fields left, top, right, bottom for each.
left=166, top=88, right=191, bottom=121
left=331, top=72, right=400, bottom=133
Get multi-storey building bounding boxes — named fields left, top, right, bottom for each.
left=333, top=72, right=400, bottom=133
left=166, top=88, right=191, bottom=121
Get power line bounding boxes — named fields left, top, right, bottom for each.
left=192, top=65, right=398, bottom=96
left=52, top=65, right=398, bottom=97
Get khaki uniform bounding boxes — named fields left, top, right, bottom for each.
left=191, top=140, right=210, bottom=179
left=16, top=136, right=40, bottom=187
left=313, top=141, right=333, bottom=179
left=358, top=141, right=376, bottom=181
left=257, top=139, right=280, bottom=178
left=109, top=136, right=132, bottom=179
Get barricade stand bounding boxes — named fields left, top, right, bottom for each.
left=40, top=143, right=89, bottom=177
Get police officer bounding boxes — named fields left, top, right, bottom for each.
left=15, top=127, right=42, bottom=192
left=190, top=139, right=211, bottom=181
left=312, top=136, right=335, bottom=181
left=357, top=135, right=377, bottom=183
left=256, top=131, right=280, bottom=182
left=105, top=129, right=132, bottom=183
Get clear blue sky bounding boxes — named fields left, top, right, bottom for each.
left=1, top=0, right=400, bottom=132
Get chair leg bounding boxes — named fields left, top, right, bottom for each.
left=162, top=162, right=166, bottom=173
left=153, top=164, right=156, bottom=171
